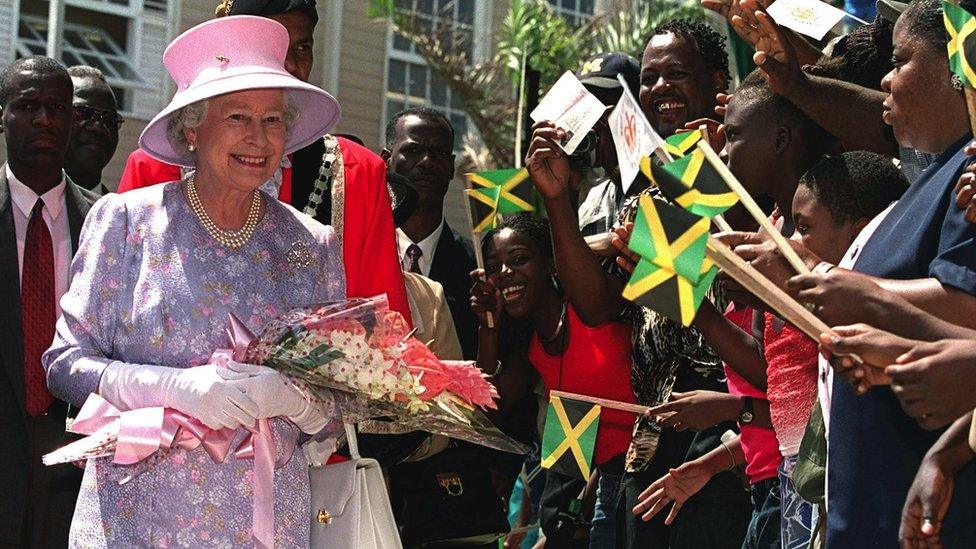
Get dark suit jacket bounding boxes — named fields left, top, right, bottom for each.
left=428, top=222, right=479, bottom=360
left=0, top=168, right=99, bottom=544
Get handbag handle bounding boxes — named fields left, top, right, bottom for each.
left=344, top=423, right=361, bottom=460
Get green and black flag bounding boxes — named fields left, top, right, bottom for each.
left=663, top=129, right=703, bottom=158
left=622, top=194, right=718, bottom=326
left=945, top=1, right=976, bottom=87
left=640, top=147, right=738, bottom=218
left=465, top=167, right=534, bottom=232
left=541, top=396, right=601, bottom=480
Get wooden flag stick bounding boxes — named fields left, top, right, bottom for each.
left=653, top=146, right=673, bottom=164
left=697, top=123, right=710, bottom=146
left=965, top=87, right=976, bottom=137
left=698, top=124, right=733, bottom=233
left=462, top=179, right=494, bottom=328
left=550, top=390, right=649, bottom=415
left=713, top=214, right=733, bottom=233
left=705, top=236, right=827, bottom=340
left=696, top=141, right=811, bottom=275
left=514, top=48, right=529, bottom=169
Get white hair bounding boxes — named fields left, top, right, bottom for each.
left=165, top=92, right=299, bottom=153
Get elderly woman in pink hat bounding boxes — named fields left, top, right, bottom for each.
left=42, top=16, right=344, bottom=547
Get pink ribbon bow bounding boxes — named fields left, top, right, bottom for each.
left=68, top=314, right=290, bottom=549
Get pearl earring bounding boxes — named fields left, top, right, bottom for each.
left=188, top=143, right=196, bottom=152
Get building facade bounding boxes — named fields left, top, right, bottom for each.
left=0, top=1, right=606, bottom=192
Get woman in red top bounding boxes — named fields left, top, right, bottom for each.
left=471, top=213, right=634, bottom=548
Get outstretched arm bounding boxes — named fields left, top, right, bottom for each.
left=632, top=434, right=744, bottom=523
left=739, top=3, right=896, bottom=155
left=526, top=122, right=627, bottom=325
left=693, top=301, right=770, bottom=390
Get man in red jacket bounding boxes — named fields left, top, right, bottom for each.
left=117, top=0, right=411, bottom=324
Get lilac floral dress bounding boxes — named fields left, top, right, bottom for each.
left=43, top=182, right=346, bottom=548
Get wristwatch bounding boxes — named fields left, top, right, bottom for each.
left=738, top=397, right=755, bottom=425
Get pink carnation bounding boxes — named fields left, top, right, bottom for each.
left=443, top=361, right=498, bottom=409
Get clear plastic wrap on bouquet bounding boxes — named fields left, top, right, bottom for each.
left=240, top=295, right=528, bottom=454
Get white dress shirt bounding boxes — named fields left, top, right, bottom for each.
left=7, top=165, right=72, bottom=318
left=395, top=219, right=444, bottom=277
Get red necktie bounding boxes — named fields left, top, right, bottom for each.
left=21, top=199, right=55, bottom=416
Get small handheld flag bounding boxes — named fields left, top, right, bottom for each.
left=465, top=168, right=534, bottom=232
left=609, top=74, right=666, bottom=193
left=663, top=130, right=703, bottom=158
left=622, top=195, right=717, bottom=326
left=541, top=396, right=601, bottom=480
left=628, top=193, right=711, bottom=283
left=944, top=1, right=976, bottom=87
left=640, top=147, right=739, bottom=218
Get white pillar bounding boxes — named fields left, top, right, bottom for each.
left=45, top=0, right=65, bottom=60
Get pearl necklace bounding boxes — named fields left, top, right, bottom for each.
left=185, top=177, right=262, bottom=250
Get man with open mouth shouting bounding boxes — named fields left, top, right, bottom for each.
left=639, top=19, right=730, bottom=139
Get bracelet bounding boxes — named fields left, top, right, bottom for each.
left=813, top=261, right=837, bottom=275
left=489, top=360, right=504, bottom=378
left=720, top=441, right=736, bottom=471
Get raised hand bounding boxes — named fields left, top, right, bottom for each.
left=611, top=222, right=639, bottom=274
left=736, top=2, right=803, bottom=96
left=678, top=117, right=726, bottom=153
left=469, top=268, right=503, bottom=328
left=704, top=0, right=770, bottom=47
left=715, top=92, right=732, bottom=118
left=526, top=121, right=574, bottom=200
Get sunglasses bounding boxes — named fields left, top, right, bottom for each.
left=73, top=105, right=124, bottom=131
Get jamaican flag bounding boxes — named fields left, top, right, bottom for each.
left=640, top=146, right=738, bottom=218
left=465, top=167, right=534, bottom=232
left=945, top=1, right=976, bottom=87
left=541, top=396, right=601, bottom=480
left=664, top=129, right=703, bottom=158
left=622, top=194, right=718, bottom=326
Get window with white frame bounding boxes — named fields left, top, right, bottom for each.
left=18, top=15, right=147, bottom=90
left=13, top=0, right=175, bottom=119
left=385, top=0, right=481, bottom=150
left=548, top=0, right=595, bottom=25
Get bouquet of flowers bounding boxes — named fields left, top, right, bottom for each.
left=236, top=295, right=527, bottom=453
left=43, top=296, right=526, bottom=471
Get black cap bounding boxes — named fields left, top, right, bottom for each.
left=577, top=52, right=641, bottom=98
left=220, top=0, right=318, bottom=25
left=876, top=0, right=907, bottom=23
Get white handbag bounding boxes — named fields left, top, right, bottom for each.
left=309, top=424, right=402, bottom=549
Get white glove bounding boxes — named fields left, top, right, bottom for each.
left=98, top=362, right=260, bottom=431
left=220, top=361, right=329, bottom=434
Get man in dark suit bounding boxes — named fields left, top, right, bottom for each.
left=0, top=56, right=99, bottom=548
left=382, top=107, right=478, bottom=359
left=63, top=66, right=122, bottom=194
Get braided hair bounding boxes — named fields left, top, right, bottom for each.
left=480, top=213, right=553, bottom=261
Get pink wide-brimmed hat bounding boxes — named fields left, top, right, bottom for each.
left=139, top=15, right=340, bottom=166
